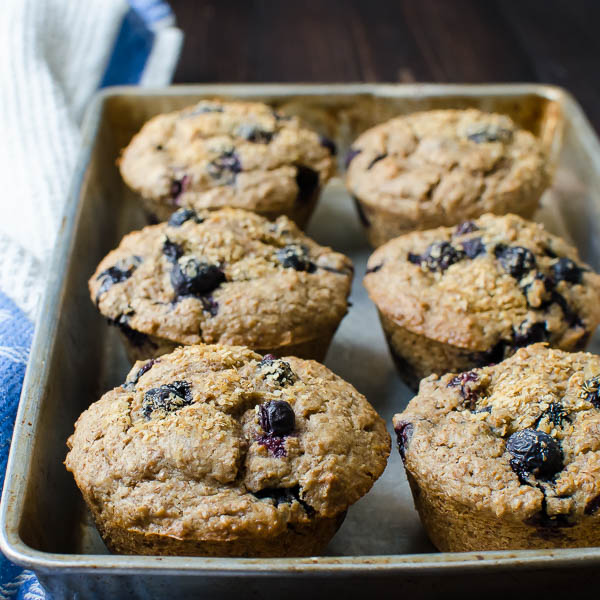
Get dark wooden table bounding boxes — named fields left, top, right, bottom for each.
left=170, top=0, right=600, bottom=131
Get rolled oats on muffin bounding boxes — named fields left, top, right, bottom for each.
left=345, top=108, right=550, bottom=246
left=364, top=213, right=600, bottom=389
left=65, top=343, right=390, bottom=557
left=90, top=208, right=353, bottom=363
left=394, top=344, right=600, bottom=551
left=119, top=99, right=336, bottom=228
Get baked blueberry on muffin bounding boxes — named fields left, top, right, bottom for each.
left=364, top=213, right=600, bottom=389
left=119, top=99, right=336, bottom=228
left=90, top=208, right=353, bottom=363
left=345, top=109, right=550, bottom=246
left=394, top=344, right=600, bottom=551
left=65, top=344, right=390, bottom=557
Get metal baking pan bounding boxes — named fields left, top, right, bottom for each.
left=2, top=84, right=600, bottom=599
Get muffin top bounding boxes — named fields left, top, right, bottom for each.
left=364, top=213, right=600, bottom=356
left=393, top=344, right=600, bottom=524
left=89, top=208, right=353, bottom=350
left=345, top=108, right=548, bottom=215
left=119, top=99, right=336, bottom=216
left=66, top=344, right=390, bottom=541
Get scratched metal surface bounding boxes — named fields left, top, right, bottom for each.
left=3, top=84, right=600, bottom=599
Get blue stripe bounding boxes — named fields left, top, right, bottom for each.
left=100, top=7, right=155, bottom=87
left=0, top=1, right=176, bottom=595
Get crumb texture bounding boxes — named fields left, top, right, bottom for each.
left=393, top=344, right=600, bottom=549
left=365, top=213, right=600, bottom=354
left=90, top=208, right=353, bottom=351
left=66, top=344, right=390, bottom=554
left=120, top=99, right=335, bottom=221
left=346, top=109, right=549, bottom=244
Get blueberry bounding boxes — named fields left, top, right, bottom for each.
left=256, top=435, right=287, bottom=458
left=107, top=314, right=151, bottom=348
left=367, top=153, right=387, bottom=170
left=276, top=244, right=316, bottom=272
left=170, top=257, right=226, bottom=297
left=473, top=339, right=508, bottom=367
left=142, top=381, right=192, bottom=419
left=123, top=358, right=157, bottom=390
left=295, top=165, right=319, bottom=203
left=207, top=150, right=242, bottom=184
left=170, top=175, right=189, bottom=202
left=448, top=371, right=480, bottom=409
left=96, top=256, right=142, bottom=301
left=163, top=238, right=183, bottom=262
left=494, top=244, right=536, bottom=279
left=258, top=400, right=296, bottom=436
left=461, top=237, right=485, bottom=259
left=551, top=257, right=584, bottom=284
left=135, top=358, right=156, bottom=379
left=548, top=289, right=580, bottom=326
left=319, top=135, right=337, bottom=155
left=536, top=403, right=570, bottom=428
left=506, top=429, right=563, bottom=481
left=522, top=272, right=554, bottom=306
left=200, top=295, right=219, bottom=317
left=467, top=127, right=513, bottom=144
left=513, top=321, right=548, bottom=347
left=407, top=252, right=422, bottom=265
left=253, top=486, right=299, bottom=505
left=252, top=485, right=313, bottom=514
left=448, top=371, right=479, bottom=388
left=259, top=355, right=297, bottom=386
left=421, top=241, right=466, bottom=272
left=585, top=494, right=600, bottom=515
left=236, top=123, right=274, bottom=144
left=345, top=147, right=361, bottom=169
left=394, top=420, right=414, bottom=461
left=168, top=208, right=204, bottom=227
left=454, top=221, right=479, bottom=236
left=580, top=375, right=600, bottom=408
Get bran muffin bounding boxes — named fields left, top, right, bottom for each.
left=119, top=99, right=336, bottom=228
left=65, top=344, right=390, bottom=557
left=90, top=208, right=353, bottom=363
left=393, top=344, right=600, bottom=551
left=364, top=213, right=600, bottom=389
left=345, top=109, right=550, bottom=246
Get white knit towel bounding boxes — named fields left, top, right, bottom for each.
left=0, top=0, right=182, bottom=320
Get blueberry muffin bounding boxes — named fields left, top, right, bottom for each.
left=393, top=344, right=600, bottom=551
left=119, top=99, right=336, bottom=228
left=364, top=213, right=600, bottom=389
left=65, top=343, right=390, bottom=557
left=345, top=109, right=550, bottom=246
left=89, top=208, right=353, bottom=363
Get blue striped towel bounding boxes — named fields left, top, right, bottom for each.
left=0, top=1, right=181, bottom=597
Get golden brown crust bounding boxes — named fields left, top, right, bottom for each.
left=346, top=109, right=549, bottom=245
left=393, top=344, right=600, bottom=550
left=89, top=208, right=353, bottom=354
left=365, top=213, right=600, bottom=354
left=119, top=99, right=335, bottom=226
left=66, top=344, right=390, bottom=556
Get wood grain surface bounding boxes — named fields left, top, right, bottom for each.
left=169, top=0, right=600, bottom=131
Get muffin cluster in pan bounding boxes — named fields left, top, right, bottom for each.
left=67, top=99, right=600, bottom=556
